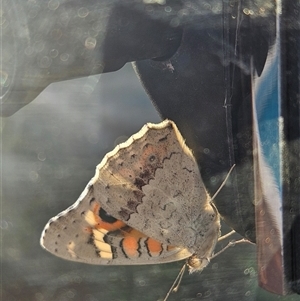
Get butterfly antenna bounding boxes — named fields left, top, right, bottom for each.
left=211, top=164, right=236, bottom=202
left=163, top=263, right=186, bottom=301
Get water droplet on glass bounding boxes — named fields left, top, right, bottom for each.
left=243, top=8, right=250, bottom=15
left=60, top=12, right=70, bottom=26
left=92, top=62, right=104, bottom=73
left=78, top=7, right=89, bottom=18
left=85, top=37, right=97, bottom=50
left=29, top=171, right=39, bottom=182
left=245, top=230, right=252, bottom=238
left=0, top=70, right=8, bottom=88
left=0, top=15, right=6, bottom=26
left=138, top=279, right=146, bottom=286
left=259, top=7, right=266, bottom=15
left=39, top=56, right=52, bottom=68
left=210, top=176, right=217, bottom=184
left=25, top=46, right=35, bottom=56
left=82, top=85, right=94, bottom=95
left=88, top=29, right=98, bottom=38
left=0, top=220, right=8, bottom=229
left=170, top=17, right=180, bottom=27
left=35, top=292, right=44, bottom=301
left=145, top=5, right=154, bottom=13
left=60, top=53, right=69, bottom=61
left=164, top=6, right=172, bottom=13
left=249, top=269, right=257, bottom=278
left=29, top=5, right=40, bottom=19
left=48, top=0, right=60, bottom=10
left=50, top=49, right=59, bottom=58
left=34, top=40, right=45, bottom=53
left=37, top=151, right=46, bottom=161
left=66, top=289, right=76, bottom=298
left=203, top=148, right=210, bottom=154
left=212, top=4, right=222, bottom=14
left=248, top=267, right=254, bottom=273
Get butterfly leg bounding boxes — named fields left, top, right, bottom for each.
left=211, top=237, right=254, bottom=260
left=163, top=263, right=187, bottom=301
left=218, top=229, right=236, bottom=241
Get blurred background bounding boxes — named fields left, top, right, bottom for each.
left=1, top=0, right=300, bottom=300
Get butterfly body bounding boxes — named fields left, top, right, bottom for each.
left=41, top=120, right=220, bottom=272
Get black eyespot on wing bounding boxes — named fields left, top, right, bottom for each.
left=149, top=155, right=156, bottom=162
left=99, top=207, right=117, bottom=223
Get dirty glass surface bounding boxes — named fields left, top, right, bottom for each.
left=1, top=0, right=300, bottom=300
left=2, top=64, right=299, bottom=301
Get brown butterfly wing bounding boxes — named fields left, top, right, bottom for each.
left=41, top=120, right=217, bottom=264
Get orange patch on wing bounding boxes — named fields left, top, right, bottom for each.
left=92, top=202, right=126, bottom=232
left=122, top=236, right=140, bottom=258
left=96, top=219, right=126, bottom=232
left=146, top=238, right=163, bottom=256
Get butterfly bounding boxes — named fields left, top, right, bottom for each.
left=40, top=119, right=238, bottom=297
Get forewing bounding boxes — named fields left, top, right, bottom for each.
left=92, top=120, right=209, bottom=250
